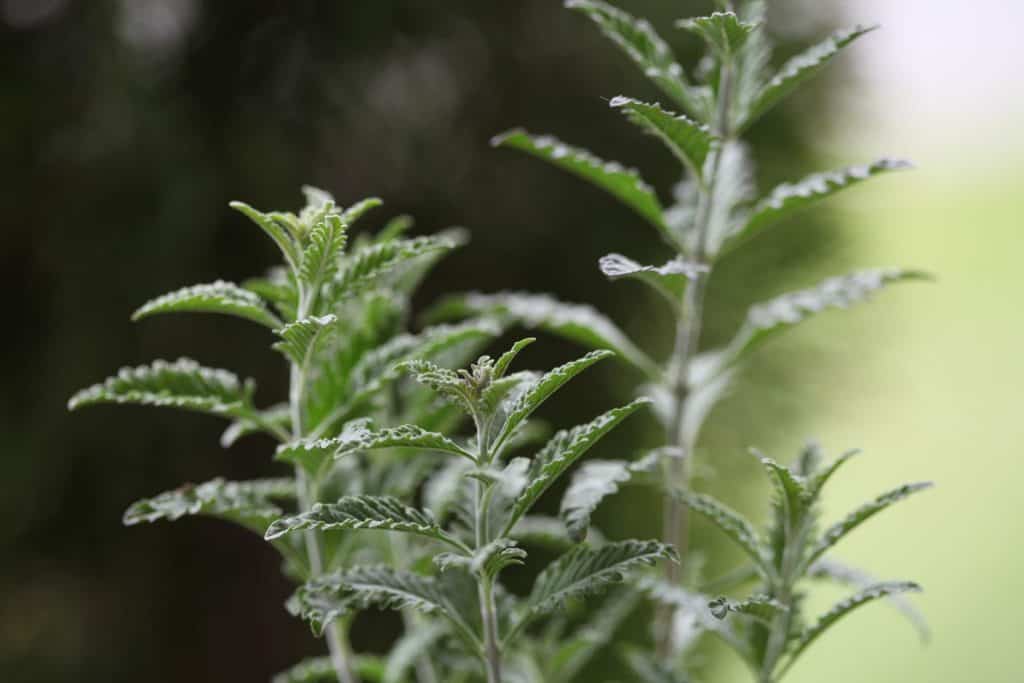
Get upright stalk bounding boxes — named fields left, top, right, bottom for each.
left=473, top=418, right=503, bottom=683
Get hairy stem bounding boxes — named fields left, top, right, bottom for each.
left=472, top=421, right=503, bottom=683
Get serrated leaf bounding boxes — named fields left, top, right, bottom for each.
left=722, top=159, right=911, bottom=255
left=785, top=581, right=922, bottom=669
left=751, top=449, right=809, bottom=529
left=333, top=422, right=475, bottom=461
left=273, top=315, right=337, bottom=367
left=131, top=280, right=281, bottom=328
left=599, top=253, right=704, bottom=309
left=275, top=419, right=373, bottom=475
left=565, top=0, right=707, bottom=118
left=492, top=129, right=670, bottom=243
left=339, top=196, right=383, bottom=226
left=496, top=349, right=616, bottom=448
left=505, top=398, right=650, bottom=534
left=68, top=358, right=253, bottom=419
left=229, top=200, right=300, bottom=269
left=426, top=292, right=660, bottom=379
left=521, top=540, right=676, bottom=622
left=671, top=488, right=772, bottom=578
left=808, top=482, right=933, bottom=565
left=708, top=594, right=787, bottom=624
left=742, top=25, right=877, bottom=129
left=560, top=459, right=633, bottom=542
left=610, top=96, right=715, bottom=181
left=680, top=11, right=757, bottom=57
left=436, top=538, right=527, bottom=579
left=331, top=235, right=459, bottom=300
left=221, top=403, right=291, bottom=447
left=493, top=337, right=536, bottom=379
left=123, top=477, right=294, bottom=532
left=298, top=213, right=348, bottom=288
left=265, top=495, right=463, bottom=550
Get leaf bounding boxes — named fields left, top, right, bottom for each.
left=273, top=315, right=337, bottom=367
left=560, top=459, right=633, bottom=543
left=546, top=587, right=640, bottom=681
left=221, top=403, right=290, bottom=447
left=493, top=337, right=536, bottom=379
left=131, top=280, right=282, bottom=328
left=497, top=349, right=616, bottom=447
left=435, top=538, right=527, bottom=579
left=332, top=235, right=460, bottom=299
left=265, top=495, right=462, bottom=550
left=123, top=477, right=294, bottom=532
left=491, top=129, right=670, bottom=242
left=505, top=398, right=651, bottom=534
left=609, top=96, right=715, bottom=181
left=333, top=422, right=475, bottom=461
left=620, top=645, right=688, bottom=683
left=339, top=196, right=383, bottom=226
left=807, top=448, right=861, bottom=500
left=808, top=482, right=933, bottom=565
left=751, top=449, right=809, bottom=528
left=383, top=621, right=447, bottom=683
left=427, top=291, right=660, bottom=380
left=522, top=540, right=677, bottom=621
left=722, top=159, right=912, bottom=254
left=809, top=558, right=929, bottom=641
left=708, top=594, right=787, bottom=624
left=671, top=488, right=772, bottom=578
left=298, top=213, right=348, bottom=288
left=68, top=358, right=254, bottom=419
left=727, top=269, right=930, bottom=363
left=274, top=419, right=374, bottom=475
left=599, top=253, right=704, bottom=309
left=742, top=25, right=878, bottom=129
left=785, top=581, right=922, bottom=668
left=565, top=0, right=707, bottom=118
left=229, top=200, right=300, bottom=269
left=273, top=656, right=386, bottom=683
left=680, top=12, right=757, bottom=58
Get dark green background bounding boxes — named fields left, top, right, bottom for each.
left=1, top=1, right=849, bottom=681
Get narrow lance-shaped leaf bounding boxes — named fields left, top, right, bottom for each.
left=670, top=488, right=773, bottom=578
left=332, top=423, right=476, bottom=461
left=599, top=253, right=704, bottom=311
left=806, top=448, right=861, bottom=501
left=609, top=97, right=715, bottom=182
left=565, top=0, right=707, bottom=118
left=229, top=201, right=300, bottom=270
left=123, top=477, right=294, bottom=532
left=751, top=449, right=809, bottom=528
left=679, top=11, right=757, bottom=58
left=491, top=130, right=670, bottom=244
left=331, top=234, right=462, bottom=300
left=741, top=25, right=878, bottom=130
left=297, top=213, right=348, bottom=288
left=132, top=280, right=282, bottom=328
left=722, top=158, right=912, bottom=255
left=708, top=594, right=787, bottom=624
left=68, top=358, right=254, bottom=419
left=807, top=482, right=933, bottom=565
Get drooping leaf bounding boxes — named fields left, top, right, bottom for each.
left=708, top=594, right=787, bottom=624
left=784, top=581, right=922, bottom=669
left=671, top=488, right=772, bottom=578
left=722, top=159, right=912, bottom=255
left=273, top=315, right=337, bottom=367
left=741, top=25, right=878, bottom=129
left=123, top=477, right=294, bottom=533
left=680, top=11, right=757, bottom=58
left=221, top=403, right=291, bottom=447
left=560, top=459, right=638, bottom=542
left=68, top=358, right=254, bottom=419
left=131, top=280, right=282, bottom=328
left=229, top=201, right=300, bottom=269
left=427, top=291, right=661, bottom=380
left=491, top=130, right=670, bottom=243
left=609, top=97, right=715, bottom=181
left=565, top=0, right=707, bottom=118
left=505, top=398, right=651, bottom=534
left=297, top=213, right=348, bottom=288
left=808, top=482, right=933, bottom=565
left=599, top=253, right=704, bottom=309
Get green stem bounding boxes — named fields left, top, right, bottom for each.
left=473, top=423, right=503, bottom=683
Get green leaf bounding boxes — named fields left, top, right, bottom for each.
left=565, top=0, right=707, bottom=118
left=609, top=97, right=715, bottom=181
left=785, top=581, right=922, bottom=669
left=427, top=292, right=661, bottom=380
left=229, top=200, right=300, bottom=270
left=435, top=538, right=527, bottom=579
left=807, top=448, right=861, bottom=500
left=722, top=159, right=912, bottom=255
left=505, top=398, right=651, bottom=534
left=809, top=558, right=929, bottom=642
left=493, top=337, right=536, bottom=379
left=221, top=403, right=290, bottom=447
left=708, top=594, right=787, bottom=624
left=333, top=422, right=475, bottom=461
left=339, top=196, right=383, bottom=226
left=492, top=129, right=670, bottom=242
left=742, top=25, right=878, bottom=129
left=274, top=419, right=373, bottom=475
left=273, top=656, right=386, bottom=683
left=497, top=349, right=616, bottom=447
left=560, top=459, right=635, bottom=543
left=680, top=11, right=757, bottom=58
left=331, top=235, right=461, bottom=300
left=131, top=280, right=281, bottom=328
left=599, top=253, right=704, bottom=309
left=751, top=449, right=809, bottom=528
left=671, top=488, right=772, bottom=578
left=273, top=315, right=337, bottom=367
left=808, top=482, right=933, bottom=565
left=68, top=358, right=254, bottom=419
left=521, top=540, right=677, bottom=622
left=265, top=495, right=463, bottom=550
left=123, top=477, right=294, bottom=532
left=298, top=213, right=348, bottom=288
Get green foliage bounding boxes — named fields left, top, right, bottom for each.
left=609, top=96, right=715, bottom=182
left=123, top=477, right=294, bottom=532
left=131, top=280, right=282, bottom=328
left=680, top=11, right=757, bottom=59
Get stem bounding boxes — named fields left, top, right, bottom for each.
left=656, top=59, right=735, bottom=659
left=472, top=424, right=503, bottom=683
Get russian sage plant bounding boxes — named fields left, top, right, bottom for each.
left=432, top=0, right=932, bottom=680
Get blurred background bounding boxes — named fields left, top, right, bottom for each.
left=1, top=0, right=1019, bottom=681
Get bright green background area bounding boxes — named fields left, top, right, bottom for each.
left=711, top=155, right=1022, bottom=682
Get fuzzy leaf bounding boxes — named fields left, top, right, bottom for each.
left=522, top=540, right=676, bottom=621
left=331, top=235, right=460, bottom=300
left=221, top=403, right=290, bottom=447
left=427, top=292, right=660, bottom=379
left=339, top=196, right=383, bottom=226
left=123, top=477, right=294, bottom=532
left=742, top=25, right=877, bottom=129
left=493, top=337, right=536, bottom=379
left=680, top=12, right=757, bottom=58
left=565, top=0, right=706, bottom=118
left=491, top=130, right=669, bottom=241
left=131, top=280, right=281, bottom=328
left=786, top=581, right=922, bottom=668
left=68, top=358, right=253, bottom=419
left=229, top=201, right=300, bottom=269
left=560, top=459, right=638, bottom=542
left=808, top=482, right=932, bottom=565
left=610, top=97, right=714, bottom=180
left=599, top=253, right=704, bottom=308
left=723, top=159, right=911, bottom=254
left=708, top=594, right=787, bottom=624
left=505, top=398, right=651, bottom=534
left=332, top=423, right=475, bottom=461
left=273, top=315, right=337, bottom=367
left=671, top=488, right=771, bottom=577
left=298, top=213, right=348, bottom=287
left=751, top=449, right=809, bottom=528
